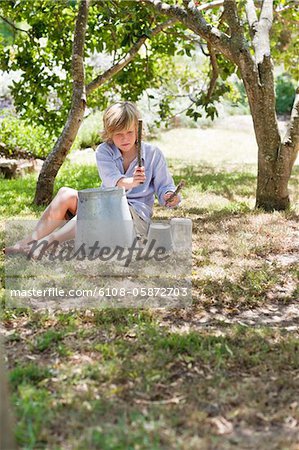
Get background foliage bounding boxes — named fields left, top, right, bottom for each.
left=0, top=112, right=55, bottom=159
left=0, top=0, right=298, bottom=157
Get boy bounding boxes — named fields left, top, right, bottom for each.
left=5, top=102, right=179, bottom=255
left=96, top=101, right=180, bottom=238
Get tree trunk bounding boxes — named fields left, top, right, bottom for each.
left=253, top=89, right=298, bottom=210
left=240, top=0, right=299, bottom=210
left=0, top=340, right=17, bottom=450
left=255, top=147, right=291, bottom=211
left=34, top=0, right=89, bottom=205
left=239, top=53, right=298, bottom=210
left=255, top=138, right=296, bottom=211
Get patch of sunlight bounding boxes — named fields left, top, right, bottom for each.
left=196, top=265, right=228, bottom=280
left=184, top=193, right=231, bottom=209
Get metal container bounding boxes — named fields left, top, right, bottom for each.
left=170, top=218, right=192, bottom=252
left=146, top=222, right=173, bottom=253
left=75, top=187, right=136, bottom=252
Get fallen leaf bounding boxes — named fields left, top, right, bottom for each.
left=209, top=416, right=234, bottom=435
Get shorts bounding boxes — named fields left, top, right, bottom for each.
left=65, top=207, right=149, bottom=238
left=65, top=209, right=75, bottom=221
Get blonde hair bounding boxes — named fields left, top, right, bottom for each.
left=102, top=101, right=141, bottom=142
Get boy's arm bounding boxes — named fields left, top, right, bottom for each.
left=117, top=167, right=146, bottom=190
left=96, top=144, right=146, bottom=190
left=164, top=191, right=180, bottom=207
left=96, top=144, right=125, bottom=187
left=164, top=180, right=185, bottom=207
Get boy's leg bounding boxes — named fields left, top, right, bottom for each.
left=129, top=206, right=149, bottom=240
left=5, top=187, right=78, bottom=254
left=26, top=216, right=77, bottom=259
left=31, top=187, right=78, bottom=240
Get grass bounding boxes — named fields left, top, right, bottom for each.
left=9, top=363, right=52, bottom=389
left=13, top=385, right=53, bottom=449
left=33, top=330, right=64, bottom=352
left=2, top=312, right=299, bottom=449
left=1, top=148, right=299, bottom=449
left=0, top=162, right=100, bottom=218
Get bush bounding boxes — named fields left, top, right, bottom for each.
left=0, top=112, right=56, bottom=159
left=72, top=109, right=103, bottom=150
left=275, top=73, right=296, bottom=115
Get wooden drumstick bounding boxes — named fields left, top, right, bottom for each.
left=137, top=119, right=144, bottom=184
left=165, top=180, right=185, bottom=204
left=137, top=119, right=143, bottom=168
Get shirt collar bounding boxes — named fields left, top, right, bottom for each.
left=111, top=143, right=145, bottom=161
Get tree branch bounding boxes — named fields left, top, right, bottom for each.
left=167, top=100, right=195, bottom=121
left=163, top=28, right=212, bottom=56
left=276, top=86, right=299, bottom=184
left=283, top=86, right=299, bottom=154
left=176, top=0, right=295, bottom=14
left=0, top=14, right=49, bottom=68
left=260, top=0, right=273, bottom=22
left=199, top=42, right=210, bottom=57
left=245, top=0, right=273, bottom=66
left=188, top=0, right=298, bottom=14
left=141, top=0, right=235, bottom=62
left=197, top=0, right=224, bottom=12
left=206, top=42, right=219, bottom=100
left=254, top=0, right=273, bottom=65
left=183, top=0, right=192, bottom=9
left=0, top=15, right=29, bottom=35
left=276, top=1, right=298, bottom=12
left=72, top=0, right=89, bottom=103
left=182, top=0, right=224, bottom=11
left=34, top=0, right=90, bottom=205
left=223, top=0, right=243, bottom=37
left=86, top=18, right=176, bottom=95
left=245, top=0, right=258, bottom=30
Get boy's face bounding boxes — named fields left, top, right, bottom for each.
left=112, top=124, right=137, bottom=154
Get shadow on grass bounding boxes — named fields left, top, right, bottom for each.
left=172, top=163, right=257, bottom=200
left=3, top=310, right=299, bottom=449
left=173, top=163, right=298, bottom=216
left=192, top=263, right=298, bottom=309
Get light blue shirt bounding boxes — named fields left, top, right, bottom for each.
left=95, top=141, right=177, bottom=222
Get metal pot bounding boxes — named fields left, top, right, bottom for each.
left=75, top=187, right=136, bottom=252
left=170, top=218, right=192, bottom=252
left=146, top=222, right=173, bottom=253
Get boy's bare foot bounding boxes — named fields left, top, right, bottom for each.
left=5, top=244, right=27, bottom=256
left=4, top=240, right=52, bottom=259
left=4, top=242, right=37, bottom=257
left=4, top=234, right=37, bottom=255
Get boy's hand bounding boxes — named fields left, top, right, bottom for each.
left=132, top=166, right=146, bottom=187
left=164, top=192, right=180, bottom=207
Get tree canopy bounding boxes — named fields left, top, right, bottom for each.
left=1, top=0, right=297, bottom=137
left=0, top=1, right=178, bottom=134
